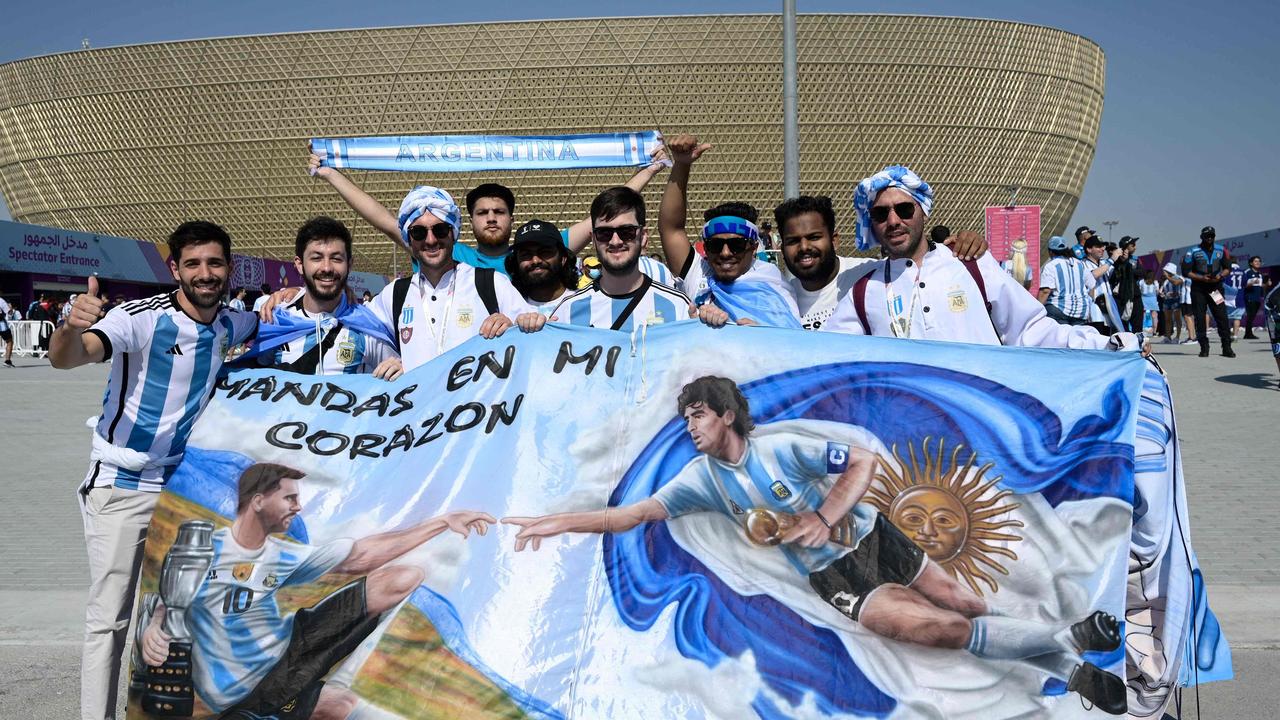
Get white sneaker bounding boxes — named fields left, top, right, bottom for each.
left=1179, top=338, right=1197, bottom=345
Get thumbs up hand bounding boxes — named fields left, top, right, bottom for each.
left=68, top=275, right=106, bottom=329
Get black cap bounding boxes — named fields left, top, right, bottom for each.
left=1119, top=235, right=1139, bottom=247
left=1074, top=226, right=1095, bottom=241
left=1200, top=225, right=1216, bottom=239
left=1083, top=234, right=1106, bottom=248
left=512, top=219, right=562, bottom=249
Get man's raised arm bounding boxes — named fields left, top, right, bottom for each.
left=334, top=510, right=496, bottom=574
left=309, top=150, right=402, bottom=243
left=502, top=498, right=669, bottom=551
left=49, top=275, right=107, bottom=368
left=563, top=147, right=669, bottom=253
left=657, top=134, right=712, bottom=277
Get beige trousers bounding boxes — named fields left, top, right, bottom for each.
left=79, top=485, right=157, bottom=720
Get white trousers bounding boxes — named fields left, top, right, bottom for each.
left=79, top=485, right=157, bottom=720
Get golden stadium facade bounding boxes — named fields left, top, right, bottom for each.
left=0, top=14, right=1104, bottom=273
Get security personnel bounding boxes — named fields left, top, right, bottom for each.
left=1180, top=226, right=1234, bottom=358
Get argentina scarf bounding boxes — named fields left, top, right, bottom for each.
left=312, top=131, right=663, bottom=173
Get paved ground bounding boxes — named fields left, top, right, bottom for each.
left=0, top=336, right=1275, bottom=718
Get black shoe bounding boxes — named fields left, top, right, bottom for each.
left=1067, top=662, right=1127, bottom=715
left=1198, top=348, right=1210, bottom=357
left=2, top=360, right=12, bottom=368
left=1222, top=346, right=1236, bottom=358
left=1070, top=610, right=1122, bottom=653
left=1243, top=333, right=1259, bottom=339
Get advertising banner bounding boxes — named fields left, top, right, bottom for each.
left=984, top=206, right=1042, bottom=293
left=126, top=324, right=1228, bottom=719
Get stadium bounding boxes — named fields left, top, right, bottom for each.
left=0, top=14, right=1104, bottom=273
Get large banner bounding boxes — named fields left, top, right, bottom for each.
left=311, top=131, right=662, bottom=173
left=127, top=324, right=1226, bottom=719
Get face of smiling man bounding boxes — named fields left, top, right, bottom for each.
left=781, top=211, right=839, bottom=291
left=871, top=187, right=926, bottom=262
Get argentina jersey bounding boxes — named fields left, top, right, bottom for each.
left=550, top=274, right=692, bottom=332
left=268, top=300, right=394, bottom=375
left=653, top=431, right=877, bottom=576
left=638, top=255, right=675, bottom=285
left=188, top=529, right=353, bottom=712
left=85, top=292, right=257, bottom=492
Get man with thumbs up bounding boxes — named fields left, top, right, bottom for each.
left=50, top=221, right=259, bottom=720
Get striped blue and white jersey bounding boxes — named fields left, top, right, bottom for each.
left=638, top=255, right=675, bottom=286
left=1039, top=256, right=1096, bottom=320
left=550, top=275, right=693, bottom=332
left=84, top=292, right=257, bottom=492
left=188, top=528, right=353, bottom=711
left=652, top=429, right=878, bottom=577
left=266, top=297, right=396, bottom=375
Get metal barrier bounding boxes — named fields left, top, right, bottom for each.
left=9, top=320, right=55, bottom=358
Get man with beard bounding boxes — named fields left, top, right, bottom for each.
left=251, top=217, right=402, bottom=378
left=505, top=219, right=580, bottom=315
left=823, top=166, right=1139, bottom=352
left=658, top=134, right=800, bottom=327
left=307, top=150, right=669, bottom=274
left=774, top=196, right=988, bottom=330
left=49, top=221, right=259, bottom=720
left=517, top=187, right=693, bottom=333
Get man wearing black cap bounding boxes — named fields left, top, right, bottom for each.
left=506, top=219, right=580, bottom=314
left=1081, top=233, right=1124, bottom=334
left=1181, top=226, right=1235, bottom=357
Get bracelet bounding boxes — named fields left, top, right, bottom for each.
left=815, top=509, right=832, bottom=528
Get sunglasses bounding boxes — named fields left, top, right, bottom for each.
left=592, top=224, right=641, bottom=244
left=408, top=223, right=454, bottom=242
left=704, top=236, right=753, bottom=255
left=869, top=202, right=917, bottom=223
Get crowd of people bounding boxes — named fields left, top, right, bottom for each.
left=1037, top=225, right=1273, bottom=358
left=45, top=131, right=1265, bottom=719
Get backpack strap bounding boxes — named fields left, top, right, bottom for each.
left=390, top=276, right=412, bottom=353
left=851, top=270, right=874, bottom=336
left=960, top=258, right=1002, bottom=345
left=474, top=268, right=499, bottom=316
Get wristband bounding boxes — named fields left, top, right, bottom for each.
left=815, top=509, right=832, bottom=528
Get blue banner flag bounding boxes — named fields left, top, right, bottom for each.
left=128, top=324, right=1228, bottom=719
left=311, top=131, right=663, bottom=173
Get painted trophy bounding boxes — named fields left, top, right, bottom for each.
left=745, top=508, right=856, bottom=547
left=131, top=520, right=215, bottom=716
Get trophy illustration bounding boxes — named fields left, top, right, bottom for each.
left=131, top=520, right=215, bottom=717
left=745, top=508, right=857, bottom=547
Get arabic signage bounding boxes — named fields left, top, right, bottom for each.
left=1, top=220, right=387, bottom=294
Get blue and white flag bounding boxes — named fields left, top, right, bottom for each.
left=312, top=131, right=663, bottom=173
left=130, top=325, right=1229, bottom=719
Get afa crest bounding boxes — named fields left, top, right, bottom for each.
left=769, top=480, right=792, bottom=500
left=457, top=306, right=474, bottom=328
left=947, top=288, right=968, bottom=313
left=336, top=340, right=356, bottom=366
left=263, top=572, right=279, bottom=589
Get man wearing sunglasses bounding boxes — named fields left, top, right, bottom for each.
left=824, top=165, right=1139, bottom=352
left=657, top=134, right=800, bottom=327
left=307, top=148, right=669, bottom=275
left=517, top=187, right=693, bottom=333
left=774, top=195, right=989, bottom=330
left=505, top=219, right=580, bottom=315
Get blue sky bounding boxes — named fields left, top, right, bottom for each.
left=1, top=0, right=1276, bottom=252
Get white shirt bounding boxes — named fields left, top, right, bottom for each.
left=188, top=528, right=353, bottom=711
left=84, top=292, right=258, bottom=491
left=265, top=295, right=397, bottom=375
left=823, top=244, right=1112, bottom=349
left=369, top=263, right=532, bottom=370
left=252, top=295, right=270, bottom=313
left=679, top=256, right=801, bottom=318
left=0, top=298, right=9, bottom=333
left=789, top=256, right=875, bottom=330
left=229, top=297, right=246, bottom=312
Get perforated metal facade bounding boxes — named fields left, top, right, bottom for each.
left=0, top=14, right=1104, bottom=273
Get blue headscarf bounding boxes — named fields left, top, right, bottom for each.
left=852, top=165, right=934, bottom=250
left=396, top=185, right=461, bottom=248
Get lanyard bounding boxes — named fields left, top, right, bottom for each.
left=421, top=270, right=458, bottom=356
left=884, top=258, right=923, bottom=338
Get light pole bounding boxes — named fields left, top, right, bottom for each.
left=1103, top=220, right=1119, bottom=243
left=782, top=0, right=799, bottom=199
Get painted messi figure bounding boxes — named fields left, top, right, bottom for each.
left=138, top=463, right=494, bottom=719
left=505, top=375, right=1127, bottom=714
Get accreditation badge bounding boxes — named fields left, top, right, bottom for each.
left=948, top=287, right=968, bottom=312
left=457, top=306, right=474, bottom=328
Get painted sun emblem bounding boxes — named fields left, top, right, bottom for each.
left=866, top=437, right=1024, bottom=596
